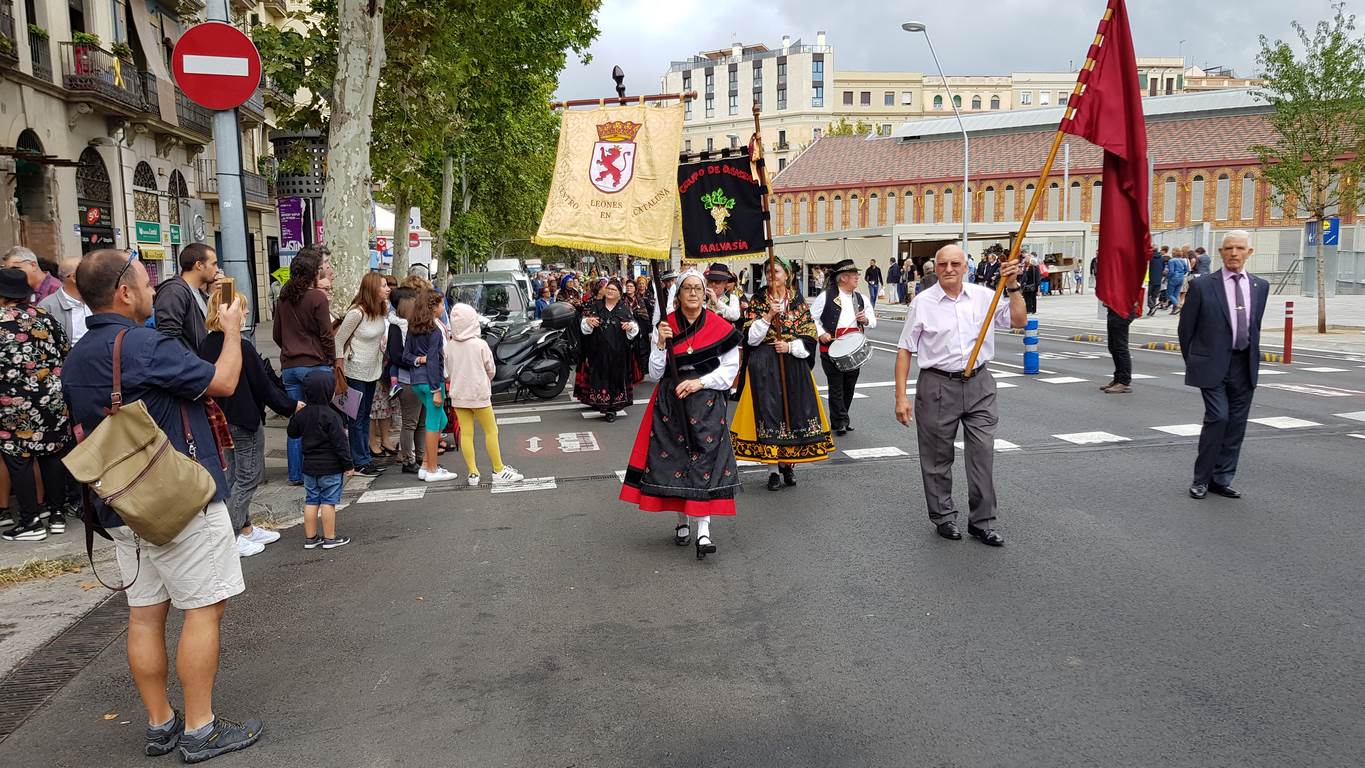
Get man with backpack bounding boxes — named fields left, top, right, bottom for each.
left=62, top=249, right=264, bottom=762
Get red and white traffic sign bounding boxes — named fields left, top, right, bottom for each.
left=172, top=22, right=262, bottom=111
left=409, top=232, right=420, bottom=248
left=376, top=236, right=389, bottom=252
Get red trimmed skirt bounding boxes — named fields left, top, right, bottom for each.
left=618, top=383, right=739, bottom=517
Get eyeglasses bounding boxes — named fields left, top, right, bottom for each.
left=114, top=249, right=137, bottom=289
left=679, top=285, right=706, bottom=294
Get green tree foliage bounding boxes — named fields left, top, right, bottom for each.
left=824, top=118, right=874, bottom=137
left=1251, top=2, right=1365, bottom=331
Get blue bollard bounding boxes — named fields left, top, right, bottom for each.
left=1023, top=318, right=1040, bottom=374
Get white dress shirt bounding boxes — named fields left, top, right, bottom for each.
left=54, top=288, right=92, bottom=343
left=648, top=334, right=741, bottom=390
left=579, top=305, right=640, bottom=339
left=898, top=283, right=1013, bottom=371
left=809, top=288, right=877, bottom=337
left=746, top=317, right=809, bottom=359
left=707, top=290, right=742, bottom=321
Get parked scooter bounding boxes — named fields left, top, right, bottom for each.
left=483, top=319, right=575, bottom=401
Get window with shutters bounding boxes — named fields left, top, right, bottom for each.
left=944, top=188, right=955, bottom=223
left=782, top=198, right=793, bottom=232
left=971, top=95, right=981, bottom=110
left=1269, top=187, right=1284, bottom=219
left=888, top=192, right=898, bottom=223
left=905, top=191, right=916, bottom=223
left=1047, top=183, right=1060, bottom=220
left=833, top=196, right=844, bottom=230
left=1163, top=177, right=1177, bottom=222
left=1189, top=176, right=1205, bottom=221
left=983, top=187, right=996, bottom=223
left=1091, top=181, right=1102, bottom=222
left=952, top=95, right=961, bottom=109
left=1003, top=186, right=1016, bottom=219
left=1215, top=174, right=1230, bottom=220
left=1240, top=174, right=1257, bottom=220
left=933, top=95, right=943, bottom=110
left=843, top=90, right=853, bottom=105
left=869, top=194, right=880, bottom=228
left=796, top=199, right=807, bottom=232
left=1069, top=182, right=1082, bottom=221
left=860, top=91, right=871, bottom=106
left=815, top=197, right=827, bottom=232
left=850, top=194, right=860, bottom=227
left=990, top=95, right=1001, bottom=110
left=1019, top=92, right=1032, bottom=105
left=925, top=190, right=937, bottom=223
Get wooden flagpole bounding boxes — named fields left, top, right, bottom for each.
left=749, top=101, right=792, bottom=428
left=963, top=5, right=1114, bottom=377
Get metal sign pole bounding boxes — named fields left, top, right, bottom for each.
left=203, top=0, right=252, bottom=329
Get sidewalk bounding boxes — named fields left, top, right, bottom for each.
left=876, top=290, right=1365, bottom=355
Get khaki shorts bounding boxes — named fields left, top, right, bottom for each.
left=109, top=501, right=246, bottom=609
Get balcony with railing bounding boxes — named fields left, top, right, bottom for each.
left=196, top=158, right=272, bottom=206
left=175, top=88, right=212, bottom=138
left=0, top=2, right=17, bottom=67
left=60, top=42, right=157, bottom=112
left=29, top=32, right=51, bottom=82
left=264, top=75, right=292, bottom=104
left=240, top=87, right=266, bottom=123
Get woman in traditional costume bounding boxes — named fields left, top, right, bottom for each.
left=621, top=270, right=742, bottom=559
left=555, top=274, right=582, bottom=305
left=731, top=258, right=834, bottom=491
left=574, top=278, right=639, bottom=422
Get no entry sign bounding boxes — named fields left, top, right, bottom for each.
left=172, top=22, right=262, bottom=111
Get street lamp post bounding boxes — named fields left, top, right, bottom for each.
left=903, top=21, right=969, bottom=253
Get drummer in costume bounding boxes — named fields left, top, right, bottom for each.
left=575, top=278, right=639, bottom=423
left=810, top=258, right=877, bottom=436
left=620, top=270, right=742, bottom=560
left=731, top=257, right=835, bottom=491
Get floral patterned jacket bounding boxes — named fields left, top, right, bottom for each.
left=0, top=305, right=71, bottom=457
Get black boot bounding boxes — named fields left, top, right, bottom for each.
left=766, top=472, right=783, bottom=491
left=780, top=464, right=796, bottom=487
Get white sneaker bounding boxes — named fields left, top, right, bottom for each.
left=417, top=467, right=428, bottom=481
left=236, top=535, right=265, bottom=557
left=492, top=466, right=524, bottom=484
left=467, top=473, right=481, bottom=487
left=424, top=468, right=457, bottom=483
left=245, top=527, right=280, bottom=545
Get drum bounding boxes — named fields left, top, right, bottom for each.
left=828, top=332, right=871, bottom=372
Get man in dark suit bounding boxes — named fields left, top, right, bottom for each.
left=1177, top=231, right=1269, bottom=500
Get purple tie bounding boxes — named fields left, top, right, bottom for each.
left=1232, top=274, right=1248, bottom=351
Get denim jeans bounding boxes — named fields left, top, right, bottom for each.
left=283, top=364, right=333, bottom=482
left=224, top=423, right=264, bottom=532
left=346, top=377, right=378, bottom=468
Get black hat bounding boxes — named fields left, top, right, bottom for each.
left=0, top=268, right=30, bottom=300
left=659, top=270, right=679, bottom=282
left=829, top=259, right=858, bottom=276
left=704, top=262, right=736, bottom=282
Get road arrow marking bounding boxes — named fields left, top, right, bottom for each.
left=527, top=436, right=542, bottom=453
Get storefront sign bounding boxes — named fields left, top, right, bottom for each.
left=135, top=220, right=162, bottom=243
left=80, top=204, right=112, bottom=227
left=169, top=224, right=182, bottom=245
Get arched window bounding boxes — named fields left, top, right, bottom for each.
left=167, top=170, right=188, bottom=229
left=990, top=95, right=1001, bottom=110
left=1046, top=183, right=1060, bottom=220
left=1215, top=174, right=1230, bottom=220
left=888, top=191, right=898, bottom=224
left=782, top=198, right=793, bottom=233
left=14, top=130, right=52, bottom=225
left=76, top=147, right=114, bottom=253
left=1091, top=181, right=1102, bottom=222
left=76, top=148, right=112, bottom=204
left=850, top=193, right=860, bottom=227
left=905, top=191, right=916, bottom=223
left=943, top=188, right=955, bottom=223
left=1240, top=174, right=1257, bottom=220
left=1068, top=181, right=1082, bottom=220
left=971, top=95, right=982, bottom=110
left=815, top=196, right=827, bottom=232
left=868, top=193, right=880, bottom=228
left=1162, top=176, right=1177, bottom=222
left=933, top=95, right=943, bottom=110
left=1003, top=185, right=1016, bottom=219
left=925, top=190, right=937, bottom=223
left=983, top=186, right=996, bottom=223
left=797, top=198, right=808, bottom=233
left=133, top=161, right=161, bottom=232
left=832, top=195, right=844, bottom=230
left=1189, top=175, right=1205, bottom=222
left=952, top=94, right=962, bottom=108
left=1269, top=187, right=1284, bottom=220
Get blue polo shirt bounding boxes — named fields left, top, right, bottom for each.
left=63, top=313, right=228, bottom=529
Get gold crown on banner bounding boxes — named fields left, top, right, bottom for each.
left=596, top=120, right=642, bottom=142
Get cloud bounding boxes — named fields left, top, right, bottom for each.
left=556, top=0, right=1337, bottom=100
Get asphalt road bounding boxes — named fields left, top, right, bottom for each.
left=3, top=317, right=1364, bottom=767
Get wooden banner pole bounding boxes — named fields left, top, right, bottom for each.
left=749, top=102, right=792, bottom=429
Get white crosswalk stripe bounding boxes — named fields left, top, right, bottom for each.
left=842, top=446, right=908, bottom=459
left=1350, top=434, right=1365, bottom=440
left=356, top=487, right=427, bottom=504
left=490, top=476, right=557, bottom=493
left=1301, top=366, right=1348, bottom=373
left=1130, top=373, right=1158, bottom=380
left=1054, top=431, right=1130, bottom=445
left=1152, top=424, right=1203, bottom=436
left=496, top=415, right=541, bottom=425
left=582, top=410, right=628, bottom=419
left=1249, top=416, right=1321, bottom=429
left=1038, top=376, right=1088, bottom=384
left=953, top=438, right=1021, bottom=452
left=1335, top=411, right=1365, bottom=423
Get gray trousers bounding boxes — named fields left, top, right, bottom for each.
left=225, top=423, right=265, bottom=532
left=396, top=384, right=426, bottom=465
left=914, top=368, right=999, bottom=527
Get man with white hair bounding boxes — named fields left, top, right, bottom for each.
left=1177, top=230, right=1269, bottom=500
left=37, top=255, right=91, bottom=344
left=3, top=246, right=62, bottom=303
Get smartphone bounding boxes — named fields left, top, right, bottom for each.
left=216, top=277, right=235, bottom=308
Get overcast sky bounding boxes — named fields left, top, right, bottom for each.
left=555, top=0, right=1356, bottom=100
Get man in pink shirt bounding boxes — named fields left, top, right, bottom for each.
left=894, top=245, right=1026, bottom=547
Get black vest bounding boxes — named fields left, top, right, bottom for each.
left=819, top=289, right=864, bottom=335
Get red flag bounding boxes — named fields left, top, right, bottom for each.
left=1061, top=0, right=1150, bottom=318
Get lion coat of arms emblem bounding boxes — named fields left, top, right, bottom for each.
left=590, top=120, right=641, bottom=194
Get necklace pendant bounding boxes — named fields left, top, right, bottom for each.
left=686, top=345, right=694, bottom=355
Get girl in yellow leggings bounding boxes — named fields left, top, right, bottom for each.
left=444, top=303, right=524, bottom=487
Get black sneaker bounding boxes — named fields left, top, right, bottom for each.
left=321, top=536, right=351, bottom=550
left=47, top=511, right=66, bottom=534
left=0, top=509, right=12, bottom=527
left=355, top=465, right=383, bottom=477
left=145, top=709, right=184, bottom=756
left=400, top=462, right=419, bottom=474
left=2, top=521, right=48, bottom=542
left=303, top=536, right=323, bottom=549
left=178, top=717, right=263, bottom=764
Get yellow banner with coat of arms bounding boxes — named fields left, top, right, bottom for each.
left=533, top=103, right=685, bottom=260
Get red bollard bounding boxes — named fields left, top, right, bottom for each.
left=1283, top=300, right=1294, bottom=365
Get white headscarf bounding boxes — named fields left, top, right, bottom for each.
left=668, top=269, right=706, bottom=315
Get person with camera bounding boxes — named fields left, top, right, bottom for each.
left=152, top=242, right=219, bottom=351
left=63, top=249, right=263, bottom=762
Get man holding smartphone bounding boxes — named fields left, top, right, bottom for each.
left=153, top=242, right=220, bottom=350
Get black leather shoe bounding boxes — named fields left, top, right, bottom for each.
left=780, top=464, right=796, bottom=487
left=1189, top=484, right=1208, bottom=499
left=767, top=473, right=783, bottom=491
left=967, top=525, right=1004, bottom=546
left=936, top=521, right=962, bottom=540
left=844, top=423, right=854, bottom=431
left=835, top=427, right=847, bottom=436
left=1209, top=483, right=1241, bottom=499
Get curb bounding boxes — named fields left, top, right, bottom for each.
left=1141, top=341, right=1181, bottom=351
left=1071, top=334, right=1103, bottom=343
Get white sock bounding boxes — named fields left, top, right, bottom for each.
left=676, top=512, right=689, bottom=531
left=696, top=516, right=711, bottom=541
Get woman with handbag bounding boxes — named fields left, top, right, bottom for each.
left=333, top=272, right=391, bottom=476
left=199, top=292, right=300, bottom=557
left=0, top=268, right=71, bottom=542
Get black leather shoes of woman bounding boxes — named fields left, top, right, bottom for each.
left=767, top=472, right=783, bottom=491
left=696, top=535, right=717, bottom=559
left=780, top=463, right=796, bottom=486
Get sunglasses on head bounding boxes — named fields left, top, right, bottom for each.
left=114, top=249, right=137, bottom=288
